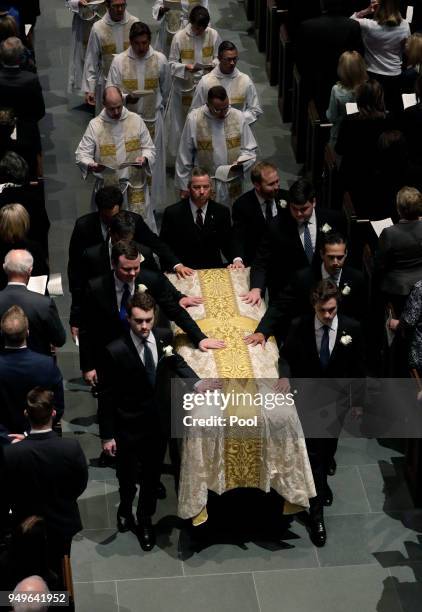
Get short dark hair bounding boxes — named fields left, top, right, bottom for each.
left=311, top=279, right=341, bottom=306
left=129, top=21, right=151, bottom=41
left=320, top=232, right=347, bottom=252
left=95, top=186, right=123, bottom=211
left=218, top=40, right=237, bottom=56
left=111, top=239, right=141, bottom=265
left=26, top=388, right=54, bottom=427
left=289, top=178, right=316, bottom=206
left=188, top=166, right=210, bottom=186
left=127, top=291, right=156, bottom=316
left=207, top=85, right=228, bottom=103
left=0, top=151, right=28, bottom=184
left=189, top=5, right=210, bottom=27
left=356, top=79, right=386, bottom=118
left=109, top=211, right=136, bottom=240
left=250, top=161, right=278, bottom=185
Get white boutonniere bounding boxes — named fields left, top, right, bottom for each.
left=321, top=223, right=332, bottom=233
left=341, top=283, right=351, bottom=296
left=163, top=345, right=174, bottom=357
left=137, top=284, right=148, bottom=293
left=340, top=333, right=352, bottom=346
left=279, top=199, right=288, bottom=209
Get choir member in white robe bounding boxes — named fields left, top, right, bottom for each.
left=175, top=86, right=257, bottom=207
left=66, top=0, right=106, bottom=95
left=81, top=0, right=138, bottom=114
left=190, top=40, right=263, bottom=125
left=75, top=86, right=157, bottom=231
left=152, top=0, right=208, bottom=57
left=107, top=22, right=170, bottom=213
left=167, top=5, right=220, bottom=157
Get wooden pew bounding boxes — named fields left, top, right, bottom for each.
left=290, top=64, right=307, bottom=163
left=278, top=22, right=293, bottom=122
left=254, top=0, right=268, bottom=52
left=305, top=99, right=332, bottom=189
left=62, top=555, right=75, bottom=610
left=265, top=1, right=287, bottom=85
left=245, top=0, right=255, bottom=21
left=406, top=369, right=422, bottom=507
left=320, top=144, right=340, bottom=209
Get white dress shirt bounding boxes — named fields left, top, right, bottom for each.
left=321, top=263, right=343, bottom=285
left=255, top=190, right=277, bottom=219
left=314, top=314, right=338, bottom=356
left=114, top=274, right=135, bottom=310
left=298, top=209, right=317, bottom=252
left=130, top=329, right=158, bottom=367
left=189, top=199, right=208, bottom=223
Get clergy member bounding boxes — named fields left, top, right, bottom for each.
left=190, top=40, right=263, bottom=125
left=167, top=5, right=220, bottom=157
left=175, top=85, right=257, bottom=207
left=75, top=86, right=157, bottom=231
left=152, top=0, right=209, bottom=58
left=107, top=22, right=170, bottom=214
left=81, top=0, right=139, bottom=112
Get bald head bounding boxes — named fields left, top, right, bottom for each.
left=3, top=249, right=33, bottom=282
left=13, top=575, right=49, bottom=611
left=103, top=86, right=124, bottom=120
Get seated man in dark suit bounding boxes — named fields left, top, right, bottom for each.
left=98, top=292, right=212, bottom=551
left=79, top=240, right=225, bottom=387
left=246, top=233, right=368, bottom=341
left=0, top=250, right=66, bottom=355
left=232, top=161, right=289, bottom=266
left=160, top=167, right=238, bottom=270
left=68, top=186, right=193, bottom=342
left=2, top=387, right=87, bottom=575
left=0, top=305, right=64, bottom=434
left=243, top=177, right=347, bottom=305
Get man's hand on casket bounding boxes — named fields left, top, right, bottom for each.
left=240, top=288, right=262, bottom=306
left=244, top=332, right=266, bottom=347
left=274, top=377, right=291, bottom=393
left=174, top=264, right=195, bottom=279
left=179, top=295, right=204, bottom=308
left=195, top=378, right=223, bottom=393
left=199, top=338, right=226, bottom=351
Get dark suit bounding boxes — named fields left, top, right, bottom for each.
left=2, top=431, right=87, bottom=562
left=0, top=285, right=66, bottom=355
left=0, top=347, right=64, bottom=433
left=257, top=265, right=367, bottom=338
left=160, top=199, right=233, bottom=270
left=79, top=270, right=206, bottom=373
left=68, top=211, right=179, bottom=319
left=279, top=314, right=366, bottom=518
left=0, top=66, right=45, bottom=152
left=231, top=189, right=288, bottom=266
left=250, top=208, right=347, bottom=295
left=99, top=328, right=198, bottom=518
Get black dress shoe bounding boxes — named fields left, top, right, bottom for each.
left=326, top=458, right=337, bottom=476
left=323, top=484, right=333, bottom=507
left=137, top=519, right=156, bottom=551
left=308, top=518, right=326, bottom=547
left=117, top=512, right=136, bottom=533
left=99, top=451, right=116, bottom=468
left=156, top=481, right=167, bottom=500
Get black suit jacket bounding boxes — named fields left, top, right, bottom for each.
left=0, top=66, right=45, bottom=151
left=79, top=270, right=206, bottom=372
left=0, top=347, right=64, bottom=433
left=257, top=265, right=368, bottom=338
left=2, top=431, right=88, bottom=538
left=0, top=285, right=66, bottom=355
left=231, top=189, right=289, bottom=266
left=159, top=199, right=233, bottom=270
left=98, top=328, right=199, bottom=439
left=250, top=207, right=347, bottom=295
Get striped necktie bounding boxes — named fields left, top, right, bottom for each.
left=303, top=221, right=313, bottom=263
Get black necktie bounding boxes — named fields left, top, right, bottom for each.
left=319, top=325, right=330, bottom=369
left=264, top=199, right=273, bottom=223
left=119, top=283, right=131, bottom=325
left=196, top=207, right=204, bottom=228
left=142, top=337, right=156, bottom=386
left=303, top=221, right=313, bottom=263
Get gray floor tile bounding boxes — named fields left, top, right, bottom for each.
left=325, top=465, right=371, bottom=516
left=78, top=479, right=109, bottom=530
left=336, top=438, right=404, bottom=467
left=318, top=512, right=422, bottom=567
left=359, top=462, right=415, bottom=513
left=253, top=565, right=402, bottom=612
left=388, top=563, right=422, bottom=612
left=117, top=574, right=260, bottom=612
left=74, top=580, right=117, bottom=612
left=72, top=529, right=183, bottom=581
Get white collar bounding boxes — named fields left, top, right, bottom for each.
left=127, top=45, right=154, bottom=61
left=314, top=314, right=338, bottom=332
left=114, top=273, right=134, bottom=292
left=29, top=428, right=53, bottom=434
left=99, top=106, right=129, bottom=124
left=214, top=65, right=240, bottom=80
left=7, top=282, right=27, bottom=287
left=104, top=10, right=130, bottom=26
left=130, top=329, right=156, bottom=348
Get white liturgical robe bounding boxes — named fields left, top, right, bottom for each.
left=152, top=0, right=209, bottom=57
left=175, top=105, right=257, bottom=207
left=190, top=65, right=263, bottom=125
left=75, top=107, right=157, bottom=231
left=107, top=46, right=170, bottom=212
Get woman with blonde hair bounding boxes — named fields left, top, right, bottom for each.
left=352, top=0, right=410, bottom=114
left=0, top=202, right=48, bottom=289
left=326, top=50, right=368, bottom=146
